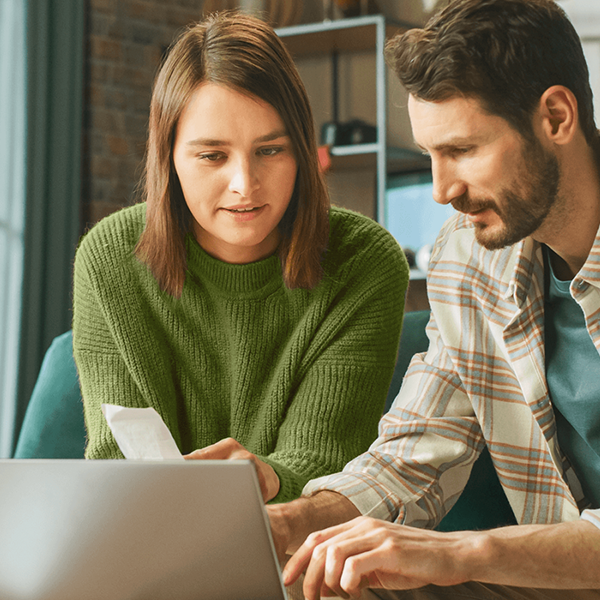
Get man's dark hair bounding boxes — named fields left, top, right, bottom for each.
left=386, top=0, right=599, bottom=148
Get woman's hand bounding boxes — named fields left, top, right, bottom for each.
left=184, top=437, right=280, bottom=502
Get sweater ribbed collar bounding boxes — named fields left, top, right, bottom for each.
left=185, top=234, right=282, bottom=298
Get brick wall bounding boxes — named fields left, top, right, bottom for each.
left=82, top=0, right=204, bottom=229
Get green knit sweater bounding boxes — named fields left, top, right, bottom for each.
left=73, top=204, right=408, bottom=503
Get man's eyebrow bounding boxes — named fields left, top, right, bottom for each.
left=185, top=129, right=290, bottom=147
left=413, top=137, right=474, bottom=152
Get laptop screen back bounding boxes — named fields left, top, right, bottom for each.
left=0, top=460, right=286, bottom=600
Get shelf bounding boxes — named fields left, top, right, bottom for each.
left=276, top=14, right=412, bottom=57
left=276, top=15, right=423, bottom=223
left=409, top=268, right=426, bottom=280
left=329, top=143, right=378, bottom=169
left=327, top=144, right=430, bottom=172
left=387, top=147, right=431, bottom=173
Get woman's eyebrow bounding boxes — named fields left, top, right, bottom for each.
left=254, top=129, right=289, bottom=143
left=185, top=129, right=289, bottom=147
left=185, top=137, right=228, bottom=147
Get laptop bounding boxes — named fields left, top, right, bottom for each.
left=0, top=459, right=287, bottom=600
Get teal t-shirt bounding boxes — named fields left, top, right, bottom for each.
left=544, top=248, right=600, bottom=508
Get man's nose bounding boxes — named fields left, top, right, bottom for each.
left=431, top=158, right=467, bottom=205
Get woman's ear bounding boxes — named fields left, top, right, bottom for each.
left=538, top=85, right=578, bottom=145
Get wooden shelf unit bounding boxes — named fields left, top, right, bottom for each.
left=277, top=14, right=428, bottom=224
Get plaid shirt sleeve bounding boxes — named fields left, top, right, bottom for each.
left=582, top=510, right=600, bottom=529
left=304, top=213, right=600, bottom=530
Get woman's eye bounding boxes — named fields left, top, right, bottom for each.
left=258, top=146, right=283, bottom=157
left=198, top=152, right=225, bottom=162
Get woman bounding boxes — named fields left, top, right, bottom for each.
left=73, top=12, right=409, bottom=504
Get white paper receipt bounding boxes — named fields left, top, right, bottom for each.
left=101, top=404, right=184, bottom=460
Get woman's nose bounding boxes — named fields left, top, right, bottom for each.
left=228, top=157, right=260, bottom=197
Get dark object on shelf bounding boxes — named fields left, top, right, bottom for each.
left=321, top=121, right=345, bottom=145
left=346, top=119, right=377, bottom=144
left=320, top=119, right=377, bottom=146
left=330, top=0, right=381, bottom=18
left=402, top=247, right=416, bottom=269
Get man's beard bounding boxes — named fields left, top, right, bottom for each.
left=452, top=137, right=561, bottom=250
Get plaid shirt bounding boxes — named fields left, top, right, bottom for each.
left=305, top=212, right=600, bottom=531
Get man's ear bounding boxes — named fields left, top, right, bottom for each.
left=538, top=85, right=578, bottom=145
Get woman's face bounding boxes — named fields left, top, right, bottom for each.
left=172, top=82, right=298, bottom=264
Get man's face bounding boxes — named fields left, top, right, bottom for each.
left=408, top=95, right=561, bottom=250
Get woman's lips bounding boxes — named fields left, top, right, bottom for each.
left=221, top=205, right=265, bottom=220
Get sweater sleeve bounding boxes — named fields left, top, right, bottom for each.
left=72, top=207, right=183, bottom=459
left=260, top=213, right=409, bottom=503
left=73, top=234, right=130, bottom=459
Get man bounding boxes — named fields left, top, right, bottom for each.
left=268, top=1, right=600, bottom=598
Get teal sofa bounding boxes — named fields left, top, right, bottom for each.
left=13, top=311, right=516, bottom=531
left=13, top=331, right=86, bottom=459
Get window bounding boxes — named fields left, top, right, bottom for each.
left=0, top=0, right=26, bottom=456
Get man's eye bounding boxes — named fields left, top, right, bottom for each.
left=452, top=147, right=472, bottom=157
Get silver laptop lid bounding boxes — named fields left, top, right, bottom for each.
left=0, top=459, right=287, bottom=600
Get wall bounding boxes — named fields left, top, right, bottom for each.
left=559, top=0, right=600, bottom=124
left=83, top=0, right=203, bottom=228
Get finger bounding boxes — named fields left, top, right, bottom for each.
left=183, top=449, right=205, bottom=460
left=283, top=522, right=350, bottom=586
left=282, top=541, right=315, bottom=585
left=183, top=438, right=245, bottom=460
left=302, top=549, right=327, bottom=600
left=305, top=519, right=397, bottom=598
left=303, top=530, right=357, bottom=600
left=340, top=548, right=386, bottom=595
left=339, top=546, right=424, bottom=594
left=254, top=460, right=280, bottom=503
left=319, top=528, right=389, bottom=599
left=183, top=446, right=228, bottom=460
left=321, top=542, right=354, bottom=599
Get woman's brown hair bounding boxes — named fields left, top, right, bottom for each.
left=136, top=12, right=329, bottom=297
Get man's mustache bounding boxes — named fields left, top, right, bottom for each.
left=452, top=193, right=497, bottom=215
